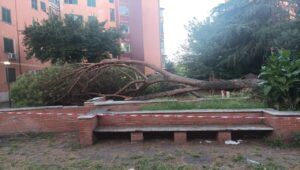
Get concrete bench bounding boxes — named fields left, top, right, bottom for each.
left=94, top=124, right=273, bottom=144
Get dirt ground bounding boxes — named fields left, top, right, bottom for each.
left=0, top=132, right=299, bottom=170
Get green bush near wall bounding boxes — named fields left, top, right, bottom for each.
left=260, top=50, right=300, bottom=110
left=11, top=67, right=62, bottom=107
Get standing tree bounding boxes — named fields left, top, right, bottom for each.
left=23, top=15, right=121, bottom=64
left=180, top=0, right=300, bottom=79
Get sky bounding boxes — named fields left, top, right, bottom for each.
left=160, top=0, right=224, bottom=61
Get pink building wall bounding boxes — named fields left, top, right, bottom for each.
left=0, top=0, right=52, bottom=102
left=60, top=0, right=117, bottom=28
left=0, top=0, right=19, bottom=102
left=121, top=0, right=162, bottom=74
left=140, top=0, right=162, bottom=74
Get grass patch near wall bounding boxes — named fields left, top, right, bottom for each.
left=141, top=99, right=267, bottom=111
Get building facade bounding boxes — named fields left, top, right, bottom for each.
left=117, top=0, right=162, bottom=74
left=0, top=0, right=59, bottom=103
left=0, top=0, right=163, bottom=103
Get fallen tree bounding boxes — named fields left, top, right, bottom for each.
left=47, top=59, right=259, bottom=103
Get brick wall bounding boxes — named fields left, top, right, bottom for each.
left=0, top=106, right=94, bottom=136
left=1, top=105, right=299, bottom=143
left=263, top=113, right=300, bottom=140
left=98, top=112, right=264, bottom=127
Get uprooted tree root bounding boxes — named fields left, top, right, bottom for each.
left=46, top=59, right=259, bottom=104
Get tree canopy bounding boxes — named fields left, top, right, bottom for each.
left=23, top=15, right=121, bottom=64
left=180, top=0, right=300, bottom=79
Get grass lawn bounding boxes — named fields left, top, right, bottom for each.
left=141, top=99, right=267, bottom=111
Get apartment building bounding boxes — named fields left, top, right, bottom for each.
left=117, top=0, right=162, bottom=74
left=0, top=0, right=59, bottom=103
left=60, top=0, right=117, bottom=28
left=0, top=0, right=163, bottom=103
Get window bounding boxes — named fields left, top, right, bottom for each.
left=119, top=5, right=129, bottom=16
left=3, top=38, right=14, bottom=53
left=6, top=68, right=16, bottom=83
left=2, top=7, right=11, bottom=24
left=120, top=23, right=130, bottom=34
left=66, top=14, right=83, bottom=21
left=41, top=1, right=46, bottom=12
left=110, top=8, right=115, bottom=22
left=88, top=16, right=97, bottom=22
left=109, top=0, right=114, bottom=3
left=32, top=0, right=38, bottom=10
left=121, top=43, right=131, bottom=53
left=50, top=0, right=60, bottom=5
left=64, top=0, right=78, bottom=4
left=87, top=0, right=96, bottom=7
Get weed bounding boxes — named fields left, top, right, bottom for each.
left=232, top=153, right=246, bottom=163
left=26, top=132, right=55, bottom=140
left=183, top=150, right=202, bottom=158
left=63, top=141, right=81, bottom=151
left=202, top=164, right=221, bottom=170
left=253, top=152, right=262, bottom=157
left=130, top=155, right=144, bottom=160
left=252, top=162, right=283, bottom=170
left=68, top=160, right=103, bottom=169
left=175, top=149, right=183, bottom=156
left=134, top=157, right=194, bottom=170
left=290, top=132, right=300, bottom=147
left=263, top=137, right=286, bottom=148
left=24, top=163, right=63, bottom=170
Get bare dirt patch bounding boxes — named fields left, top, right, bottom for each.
left=0, top=133, right=299, bottom=169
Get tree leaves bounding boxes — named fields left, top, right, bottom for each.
left=180, top=0, right=300, bottom=79
left=260, top=50, right=300, bottom=110
left=23, top=15, right=121, bottom=64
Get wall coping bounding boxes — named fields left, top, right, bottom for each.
left=101, top=109, right=263, bottom=115
left=90, top=97, right=250, bottom=106
left=78, top=114, right=97, bottom=119
left=98, top=109, right=300, bottom=116
left=1, top=106, right=299, bottom=117
left=263, top=109, right=300, bottom=116
left=0, top=105, right=81, bottom=112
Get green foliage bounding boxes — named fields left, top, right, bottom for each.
left=164, top=60, right=177, bottom=74
left=134, top=158, right=193, bottom=170
left=263, top=136, right=285, bottom=148
left=11, top=66, right=134, bottom=106
left=252, top=162, right=283, bottom=170
left=142, top=82, right=180, bottom=96
left=232, top=153, right=246, bottom=163
left=180, top=0, right=300, bottom=79
left=141, top=99, right=267, bottom=110
left=11, top=67, right=62, bottom=107
left=23, top=15, right=121, bottom=64
left=291, top=132, right=300, bottom=147
left=259, top=50, right=300, bottom=110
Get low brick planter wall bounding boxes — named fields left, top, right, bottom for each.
left=0, top=106, right=94, bottom=135
left=79, top=109, right=300, bottom=146
left=263, top=110, right=300, bottom=139
left=0, top=104, right=299, bottom=147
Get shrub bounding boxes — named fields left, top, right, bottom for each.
left=259, top=50, right=300, bottom=110
left=11, top=67, right=62, bottom=107
left=291, top=132, right=300, bottom=147
left=11, top=66, right=133, bottom=107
